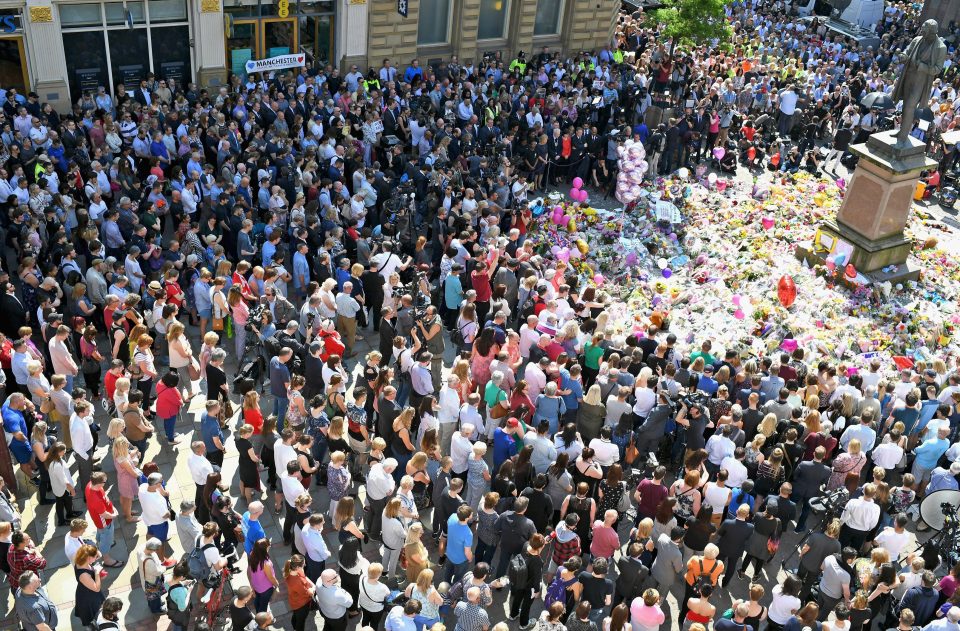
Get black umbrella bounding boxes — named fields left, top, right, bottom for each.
left=860, top=91, right=895, bottom=110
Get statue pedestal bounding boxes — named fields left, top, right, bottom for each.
left=796, top=131, right=933, bottom=283
left=839, top=0, right=884, bottom=29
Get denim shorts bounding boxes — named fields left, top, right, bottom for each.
left=199, top=308, right=212, bottom=319
left=96, top=521, right=115, bottom=552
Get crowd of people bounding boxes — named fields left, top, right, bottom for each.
left=3, top=0, right=960, bottom=630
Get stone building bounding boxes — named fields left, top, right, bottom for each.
left=362, top=0, right=618, bottom=73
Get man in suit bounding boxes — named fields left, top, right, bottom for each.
left=792, top=446, right=832, bottom=532
left=614, top=541, right=650, bottom=607
left=716, top=504, right=755, bottom=587
left=377, top=386, right=401, bottom=446
left=378, top=307, right=396, bottom=360
left=0, top=282, right=26, bottom=338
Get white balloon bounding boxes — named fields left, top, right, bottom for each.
left=708, top=173, right=718, bottom=185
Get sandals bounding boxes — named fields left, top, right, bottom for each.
left=103, top=560, right=123, bottom=568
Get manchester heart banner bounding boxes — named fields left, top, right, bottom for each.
left=244, top=54, right=306, bottom=74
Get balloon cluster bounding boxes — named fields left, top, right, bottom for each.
left=615, top=140, right=650, bottom=204
left=550, top=204, right=577, bottom=231
left=569, top=177, right=589, bottom=204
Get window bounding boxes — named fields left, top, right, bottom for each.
left=534, top=0, right=563, bottom=36
left=104, top=1, right=145, bottom=25
left=148, top=0, right=188, bottom=22
left=417, top=0, right=449, bottom=45
left=59, top=3, right=103, bottom=27
left=477, top=0, right=508, bottom=40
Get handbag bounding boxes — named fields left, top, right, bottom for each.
left=212, top=316, right=224, bottom=331
left=624, top=434, right=639, bottom=465
left=490, top=399, right=508, bottom=420
left=617, top=482, right=632, bottom=512
left=187, top=360, right=200, bottom=381
left=39, top=398, right=54, bottom=414
left=766, top=535, right=781, bottom=556
left=218, top=397, right=235, bottom=426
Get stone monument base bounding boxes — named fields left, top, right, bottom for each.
left=793, top=130, right=932, bottom=285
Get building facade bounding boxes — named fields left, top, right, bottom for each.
left=363, top=0, right=618, bottom=75
left=5, top=0, right=615, bottom=113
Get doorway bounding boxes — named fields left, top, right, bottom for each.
left=0, top=36, right=27, bottom=94
left=226, top=17, right=298, bottom=77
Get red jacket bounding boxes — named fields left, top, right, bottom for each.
left=155, top=382, right=183, bottom=418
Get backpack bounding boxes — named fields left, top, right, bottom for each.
left=544, top=573, right=569, bottom=607
left=692, top=558, right=715, bottom=596
left=187, top=537, right=215, bottom=580
left=450, top=321, right=467, bottom=347
left=165, top=583, right=192, bottom=626
left=507, top=552, right=529, bottom=588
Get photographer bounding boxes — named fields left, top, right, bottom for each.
left=417, top=305, right=445, bottom=392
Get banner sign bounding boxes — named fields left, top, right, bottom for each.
left=244, top=54, right=306, bottom=74
left=398, top=0, right=408, bottom=17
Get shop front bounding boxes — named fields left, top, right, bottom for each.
left=0, top=8, right=28, bottom=96
left=224, top=0, right=335, bottom=77
left=59, top=0, right=193, bottom=103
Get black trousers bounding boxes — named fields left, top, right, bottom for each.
left=292, top=603, right=312, bottom=631
left=207, top=450, right=224, bottom=468
left=362, top=607, right=385, bottom=630
left=196, top=483, right=210, bottom=524
left=322, top=613, right=348, bottom=631
left=283, top=502, right=297, bottom=544
left=509, top=587, right=535, bottom=625
left=54, top=491, right=73, bottom=525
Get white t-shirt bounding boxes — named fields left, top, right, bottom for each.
left=589, top=438, right=620, bottom=467
left=358, top=578, right=391, bottom=612
left=274, top=441, right=298, bottom=475
left=874, top=527, right=910, bottom=559
left=372, top=251, right=402, bottom=281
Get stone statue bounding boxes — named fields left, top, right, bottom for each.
left=893, top=19, right=947, bottom=145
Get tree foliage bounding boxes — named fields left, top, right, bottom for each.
left=648, top=0, right=733, bottom=50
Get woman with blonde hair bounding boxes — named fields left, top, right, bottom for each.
left=30, top=421, right=53, bottom=504
left=403, top=522, right=429, bottom=583
left=199, top=331, right=219, bottom=381
left=358, top=563, right=391, bottom=629
left=381, top=498, right=407, bottom=579
left=166, top=321, right=198, bottom=399
left=451, top=359, right=472, bottom=401
left=744, top=434, right=766, bottom=480
left=757, top=413, right=778, bottom=440
left=669, top=470, right=702, bottom=522
left=754, top=448, right=786, bottom=497
left=113, top=436, right=141, bottom=522
left=465, top=442, right=491, bottom=511
left=577, top=384, right=606, bottom=443
left=828, top=438, right=866, bottom=490
left=404, top=568, right=444, bottom=630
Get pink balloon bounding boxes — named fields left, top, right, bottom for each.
left=572, top=177, right=584, bottom=189
left=712, top=147, right=725, bottom=160
left=734, top=309, right=745, bottom=320
left=716, top=179, right=727, bottom=192
left=569, top=188, right=579, bottom=200
left=578, top=189, right=589, bottom=203
left=732, top=295, right=741, bottom=306
left=761, top=217, right=775, bottom=230
left=593, top=273, right=604, bottom=285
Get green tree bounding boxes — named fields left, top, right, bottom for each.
left=648, top=0, right=732, bottom=51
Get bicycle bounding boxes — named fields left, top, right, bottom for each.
left=197, top=565, right=235, bottom=631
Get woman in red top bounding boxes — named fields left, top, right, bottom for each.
left=155, top=371, right=184, bottom=444
left=242, top=390, right=264, bottom=436
left=163, top=268, right=185, bottom=309
left=471, top=248, right=499, bottom=324
left=284, top=555, right=315, bottom=631
left=232, top=261, right=257, bottom=303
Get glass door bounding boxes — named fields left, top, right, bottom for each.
left=0, top=36, right=27, bottom=95
left=262, top=17, right=296, bottom=58
left=227, top=18, right=259, bottom=77
left=298, top=14, right=334, bottom=67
